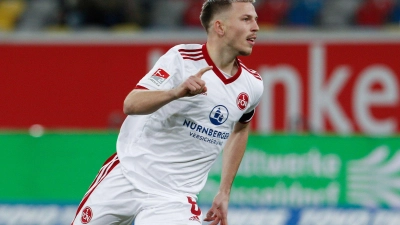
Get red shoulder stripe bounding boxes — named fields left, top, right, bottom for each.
left=239, top=62, right=262, bottom=81
left=178, top=48, right=202, bottom=53
left=183, top=56, right=205, bottom=61
left=180, top=52, right=203, bottom=57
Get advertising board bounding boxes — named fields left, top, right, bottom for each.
left=1, top=36, right=399, bottom=134
left=200, top=135, right=400, bottom=208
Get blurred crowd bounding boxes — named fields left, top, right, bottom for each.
left=1, top=0, right=400, bottom=32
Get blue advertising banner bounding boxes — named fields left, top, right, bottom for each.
left=1, top=204, right=399, bottom=225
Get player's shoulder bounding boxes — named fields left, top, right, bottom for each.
left=238, top=59, right=263, bottom=81
left=159, top=44, right=202, bottom=63
left=171, top=44, right=203, bottom=52
left=169, top=44, right=204, bottom=60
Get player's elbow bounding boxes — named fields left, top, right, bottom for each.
left=123, top=99, right=150, bottom=115
left=123, top=90, right=143, bottom=115
left=123, top=100, right=137, bottom=115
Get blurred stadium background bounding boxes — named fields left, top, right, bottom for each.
left=1, top=0, right=400, bottom=224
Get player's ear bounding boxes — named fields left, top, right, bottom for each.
left=213, top=20, right=225, bottom=36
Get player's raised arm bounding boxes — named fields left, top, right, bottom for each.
left=123, top=66, right=212, bottom=115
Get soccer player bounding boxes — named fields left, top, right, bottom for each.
left=71, top=0, right=263, bottom=224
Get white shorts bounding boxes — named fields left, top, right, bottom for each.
left=71, top=153, right=203, bottom=225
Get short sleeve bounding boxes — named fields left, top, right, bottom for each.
left=136, top=47, right=183, bottom=91
left=240, top=74, right=264, bottom=123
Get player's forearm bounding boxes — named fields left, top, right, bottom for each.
left=219, top=123, right=250, bottom=194
left=123, top=89, right=177, bottom=115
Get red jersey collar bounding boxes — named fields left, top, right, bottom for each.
left=202, top=44, right=242, bottom=84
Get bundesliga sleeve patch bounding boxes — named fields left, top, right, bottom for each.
left=149, top=68, right=170, bottom=86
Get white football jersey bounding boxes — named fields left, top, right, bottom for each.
left=117, top=44, right=264, bottom=196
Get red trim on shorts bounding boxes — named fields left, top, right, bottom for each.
left=102, top=153, right=117, bottom=166
left=71, top=153, right=120, bottom=225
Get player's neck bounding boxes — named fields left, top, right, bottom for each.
left=206, top=42, right=238, bottom=76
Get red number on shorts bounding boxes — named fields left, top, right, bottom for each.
left=187, top=196, right=201, bottom=216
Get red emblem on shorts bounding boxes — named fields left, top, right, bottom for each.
left=189, top=215, right=201, bottom=223
left=81, top=206, right=93, bottom=224
left=237, top=92, right=249, bottom=110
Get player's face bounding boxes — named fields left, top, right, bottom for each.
left=224, top=2, right=259, bottom=56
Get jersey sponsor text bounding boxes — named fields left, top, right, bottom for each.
left=183, top=119, right=230, bottom=140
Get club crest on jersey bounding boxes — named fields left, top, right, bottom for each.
left=149, top=68, right=170, bottom=86
left=237, top=92, right=249, bottom=110
left=81, top=206, right=93, bottom=224
left=209, top=105, right=229, bottom=125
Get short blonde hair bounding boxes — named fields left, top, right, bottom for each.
left=200, top=0, right=256, bottom=32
